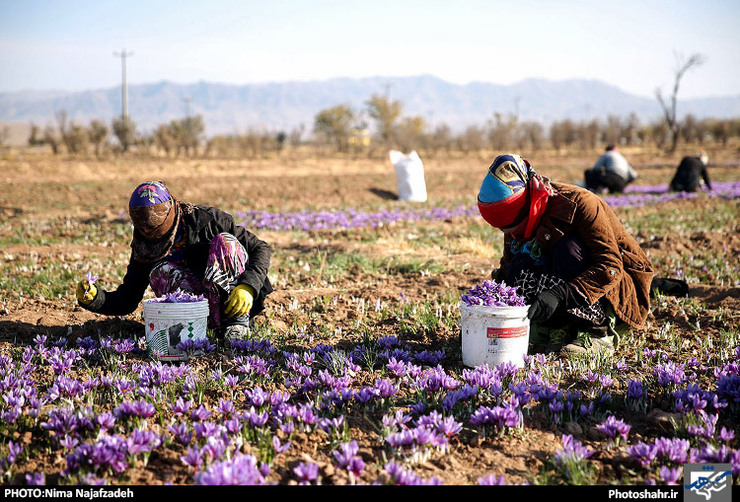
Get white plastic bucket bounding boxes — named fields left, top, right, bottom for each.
left=460, top=303, right=530, bottom=368
left=142, top=301, right=209, bottom=362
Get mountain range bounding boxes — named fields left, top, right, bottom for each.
left=1, top=75, right=738, bottom=138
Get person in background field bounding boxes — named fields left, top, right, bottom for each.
left=478, top=153, right=654, bottom=355
left=670, top=151, right=711, bottom=192
left=76, top=181, right=273, bottom=341
left=584, top=145, right=638, bottom=194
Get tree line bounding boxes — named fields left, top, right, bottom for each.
left=20, top=94, right=740, bottom=160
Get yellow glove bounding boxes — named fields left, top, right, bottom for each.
left=224, top=284, right=255, bottom=318
left=76, top=280, right=97, bottom=305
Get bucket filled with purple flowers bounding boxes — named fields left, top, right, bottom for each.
left=142, top=290, right=209, bottom=362
left=460, top=280, right=530, bottom=368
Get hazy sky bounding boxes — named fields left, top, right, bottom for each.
left=1, top=0, right=738, bottom=98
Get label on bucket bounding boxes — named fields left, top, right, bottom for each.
left=487, top=326, right=528, bottom=339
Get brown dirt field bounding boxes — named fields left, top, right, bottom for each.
left=0, top=146, right=738, bottom=485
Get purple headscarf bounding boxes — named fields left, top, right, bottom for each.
left=129, top=181, right=171, bottom=207
left=128, top=181, right=182, bottom=263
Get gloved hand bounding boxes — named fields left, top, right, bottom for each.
left=76, top=280, right=97, bottom=305
left=527, top=289, right=562, bottom=322
left=224, top=284, right=255, bottom=318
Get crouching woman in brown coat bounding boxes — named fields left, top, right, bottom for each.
left=477, top=153, right=654, bottom=354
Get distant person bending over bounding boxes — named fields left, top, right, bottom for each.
left=478, top=153, right=655, bottom=355
left=670, top=151, right=711, bottom=192
left=584, top=145, right=638, bottom=194
left=76, top=181, right=273, bottom=341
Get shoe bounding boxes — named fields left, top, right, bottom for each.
left=223, top=323, right=251, bottom=340
left=650, top=278, right=688, bottom=298
left=561, top=332, right=614, bottom=355
left=220, top=315, right=252, bottom=341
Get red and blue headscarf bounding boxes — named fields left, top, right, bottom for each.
left=477, top=154, right=553, bottom=240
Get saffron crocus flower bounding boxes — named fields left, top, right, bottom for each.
left=478, top=474, right=506, bottom=485
left=168, top=423, right=193, bottom=445
left=436, top=415, right=464, bottom=437
left=658, top=466, right=683, bottom=485
left=195, top=453, right=272, bottom=485
left=461, top=280, right=526, bottom=307
left=5, top=441, right=23, bottom=464
left=597, top=416, right=631, bottom=445
left=333, top=441, right=365, bottom=477
left=25, top=472, right=45, bottom=485
left=717, top=374, right=740, bottom=403
left=552, top=435, right=595, bottom=483
left=294, top=461, right=319, bottom=484
left=146, top=289, right=205, bottom=303
left=554, top=435, right=594, bottom=464
left=384, top=461, right=443, bottom=486
left=654, top=361, right=686, bottom=389
left=469, top=403, right=519, bottom=436
left=627, top=379, right=644, bottom=399
left=84, top=272, right=98, bottom=286
left=653, top=437, right=691, bottom=465
left=627, top=441, right=658, bottom=467
left=180, top=446, right=203, bottom=469
left=115, top=399, right=156, bottom=419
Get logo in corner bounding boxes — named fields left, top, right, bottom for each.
left=684, top=463, right=732, bottom=502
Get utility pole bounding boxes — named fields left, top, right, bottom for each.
left=113, top=48, right=133, bottom=120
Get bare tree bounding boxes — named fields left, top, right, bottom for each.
left=366, top=94, right=403, bottom=147
left=88, top=119, right=109, bottom=157
left=655, top=52, right=706, bottom=153
left=313, top=104, right=355, bottom=152
left=112, top=116, right=136, bottom=153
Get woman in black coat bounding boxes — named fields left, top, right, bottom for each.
left=670, top=151, right=712, bottom=192
left=76, top=181, right=273, bottom=340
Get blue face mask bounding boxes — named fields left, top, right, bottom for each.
left=478, top=154, right=529, bottom=203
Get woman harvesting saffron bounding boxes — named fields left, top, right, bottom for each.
left=477, top=154, right=654, bottom=354
left=76, top=181, right=273, bottom=341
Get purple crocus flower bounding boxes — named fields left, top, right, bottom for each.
left=168, top=423, right=193, bottom=445
left=469, top=403, right=519, bottom=436
left=597, top=415, right=631, bottom=443
left=25, top=472, right=45, bottom=485
left=553, top=434, right=594, bottom=468
left=653, top=437, right=691, bottom=465
left=478, top=474, right=506, bottom=485
left=115, top=399, right=156, bottom=419
left=195, top=453, right=272, bottom=485
left=384, top=461, right=443, bottom=485
left=294, top=461, right=319, bottom=484
left=333, top=440, right=365, bottom=477
left=180, top=446, right=203, bottom=469
left=658, top=466, right=683, bottom=485
left=717, top=374, right=740, bottom=403
left=627, top=441, right=658, bottom=467
left=374, top=378, right=399, bottom=399
left=627, top=380, right=644, bottom=400
left=461, top=280, right=526, bottom=307
left=146, top=289, right=205, bottom=303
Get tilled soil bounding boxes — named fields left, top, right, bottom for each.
left=0, top=148, right=738, bottom=485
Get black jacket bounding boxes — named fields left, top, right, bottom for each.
left=670, top=156, right=711, bottom=192
left=82, top=204, right=273, bottom=317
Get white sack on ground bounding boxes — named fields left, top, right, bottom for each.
left=389, top=150, right=427, bottom=202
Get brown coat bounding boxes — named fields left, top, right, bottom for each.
left=494, top=181, right=654, bottom=329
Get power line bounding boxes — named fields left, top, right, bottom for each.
left=113, top=48, right=134, bottom=120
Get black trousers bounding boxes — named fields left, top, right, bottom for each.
left=505, top=236, right=610, bottom=335
left=585, top=169, right=627, bottom=193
